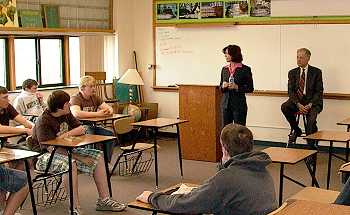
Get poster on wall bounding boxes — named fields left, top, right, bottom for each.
left=179, top=2, right=200, bottom=19
left=225, top=1, right=248, bottom=17
left=201, top=1, right=224, bottom=19
left=0, top=0, right=19, bottom=27
left=250, top=0, right=271, bottom=17
left=157, top=3, right=178, bottom=20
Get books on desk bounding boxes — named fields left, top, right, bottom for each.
left=171, top=183, right=197, bottom=195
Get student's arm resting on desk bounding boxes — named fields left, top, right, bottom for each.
left=98, top=102, right=113, bottom=115
left=57, top=126, right=85, bottom=139
left=13, top=115, right=34, bottom=129
left=0, top=124, right=31, bottom=135
left=138, top=175, right=224, bottom=214
left=70, top=105, right=108, bottom=118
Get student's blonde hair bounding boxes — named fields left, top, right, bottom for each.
left=79, top=76, right=96, bottom=89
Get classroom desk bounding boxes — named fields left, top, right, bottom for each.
left=132, top=118, right=188, bottom=188
left=41, top=134, right=117, bottom=215
left=337, top=117, right=350, bottom=132
left=304, top=131, right=350, bottom=189
left=273, top=200, right=350, bottom=215
left=262, top=147, right=318, bottom=206
left=0, top=148, right=40, bottom=215
left=289, top=187, right=340, bottom=204
left=128, top=183, right=198, bottom=215
left=79, top=113, right=129, bottom=134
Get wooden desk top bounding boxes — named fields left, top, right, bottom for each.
left=337, top=117, right=350, bottom=126
left=128, top=183, right=198, bottom=213
left=0, top=147, right=39, bottom=164
left=0, top=132, right=26, bottom=139
left=262, top=147, right=317, bottom=164
left=41, top=134, right=116, bottom=148
left=289, top=187, right=340, bottom=204
left=339, top=162, right=350, bottom=173
left=274, top=200, right=350, bottom=215
left=79, top=114, right=129, bottom=123
left=131, top=118, right=188, bottom=128
left=304, top=130, right=350, bottom=142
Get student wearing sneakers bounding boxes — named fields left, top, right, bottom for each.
left=0, top=166, right=29, bottom=215
left=70, top=76, right=115, bottom=163
left=13, top=79, right=46, bottom=122
left=137, top=124, right=277, bottom=215
left=32, top=90, right=126, bottom=214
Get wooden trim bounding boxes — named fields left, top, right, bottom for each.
left=151, top=87, right=350, bottom=100
left=7, top=36, right=15, bottom=91
left=16, top=1, right=109, bottom=10
left=0, top=27, right=114, bottom=36
left=63, top=36, right=70, bottom=85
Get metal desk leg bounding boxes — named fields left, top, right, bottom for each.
left=153, top=128, right=159, bottom=188
left=176, top=124, right=183, bottom=177
left=346, top=141, right=349, bottom=162
left=152, top=211, right=158, bottom=215
left=24, top=159, right=37, bottom=215
left=279, top=163, right=285, bottom=206
left=67, top=149, right=74, bottom=215
left=103, top=141, right=113, bottom=197
left=327, top=141, right=333, bottom=189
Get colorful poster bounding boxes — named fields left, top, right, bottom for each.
left=201, top=1, right=224, bottom=19
left=225, top=1, right=248, bottom=17
left=179, top=3, right=200, bottom=19
left=0, top=0, right=18, bottom=27
left=157, top=3, right=178, bottom=20
left=250, top=0, right=271, bottom=17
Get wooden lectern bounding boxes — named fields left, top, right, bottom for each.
left=179, top=85, right=222, bottom=162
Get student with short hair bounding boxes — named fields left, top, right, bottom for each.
left=0, top=86, right=33, bottom=136
left=32, top=90, right=126, bottom=215
left=70, top=76, right=115, bottom=162
left=13, top=79, right=46, bottom=122
left=137, top=124, right=277, bottom=215
left=0, top=166, right=29, bottom=215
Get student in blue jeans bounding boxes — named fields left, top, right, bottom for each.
left=70, top=76, right=115, bottom=163
left=0, top=166, right=28, bottom=215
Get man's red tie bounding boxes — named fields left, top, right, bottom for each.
left=297, top=69, right=305, bottom=99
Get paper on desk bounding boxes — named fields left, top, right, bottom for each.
left=171, top=184, right=197, bottom=195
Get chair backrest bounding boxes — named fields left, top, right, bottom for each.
left=113, top=116, right=134, bottom=135
left=85, top=71, right=112, bottom=100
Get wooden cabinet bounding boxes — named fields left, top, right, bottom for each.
left=179, top=85, right=222, bottom=162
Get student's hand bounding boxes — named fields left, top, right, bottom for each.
left=36, top=92, right=44, bottom=102
left=102, top=108, right=112, bottom=115
left=97, top=109, right=108, bottom=116
left=25, top=128, right=33, bottom=136
left=136, top=191, right=153, bottom=203
left=222, top=82, right=229, bottom=88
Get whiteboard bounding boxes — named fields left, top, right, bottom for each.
left=155, top=24, right=350, bottom=93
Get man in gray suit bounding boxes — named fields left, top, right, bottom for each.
left=281, top=48, right=324, bottom=147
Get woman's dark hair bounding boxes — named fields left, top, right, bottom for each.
left=47, top=90, right=70, bottom=112
left=22, top=79, right=38, bottom=90
left=222, top=45, right=243, bottom=63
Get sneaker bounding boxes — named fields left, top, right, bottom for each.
left=96, top=197, right=127, bottom=212
left=69, top=208, right=82, bottom=215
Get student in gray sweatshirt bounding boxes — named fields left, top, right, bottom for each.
left=137, top=124, right=278, bottom=215
left=13, top=79, right=46, bottom=122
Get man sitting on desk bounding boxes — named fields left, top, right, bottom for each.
left=70, top=76, right=114, bottom=163
left=281, top=48, right=323, bottom=147
left=137, top=124, right=277, bottom=215
left=32, top=90, right=126, bottom=214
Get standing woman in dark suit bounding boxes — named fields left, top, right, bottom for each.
left=220, top=45, right=254, bottom=126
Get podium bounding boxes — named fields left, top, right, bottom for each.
left=179, top=85, right=222, bottom=162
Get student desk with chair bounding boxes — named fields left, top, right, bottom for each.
left=41, top=134, right=117, bottom=215
left=78, top=113, right=129, bottom=134
left=337, top=117, right=350, bottom=132
left=262, top=147, right=319, bottom=206
left=0, top=147, right=40, bottom=215
left=131, top=118, right=188, bottom=188
left=304, top=130, right=350, bottom=189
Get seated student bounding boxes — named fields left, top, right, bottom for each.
left=70, top=76, right=114, bottom=162
left=32, top=90, right=126, bottom=215
left=137, top=124, right=278, bottom=215
left=335, top=177, right=350, bottom=206
left=0, top=166, right=29, bottom=215
left=13, top=79, right=46, bottom=122
left=0, top=86, right=33, bottom=136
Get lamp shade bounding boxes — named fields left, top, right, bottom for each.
left=118, top=69, right=144, bottom=85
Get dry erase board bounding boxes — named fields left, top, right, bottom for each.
left=155, top=24, right=350, bottom=93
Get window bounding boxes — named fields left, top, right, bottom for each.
left=0, top=39, right=6, bottom=87
left=14, top=38, right=64, bottom=88
left=104, top=35, right=118, bottom=82
left=69, top=37, right=81, bottom=85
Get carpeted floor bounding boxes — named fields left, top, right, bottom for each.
left=20, top=137, right=344, bottom=215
